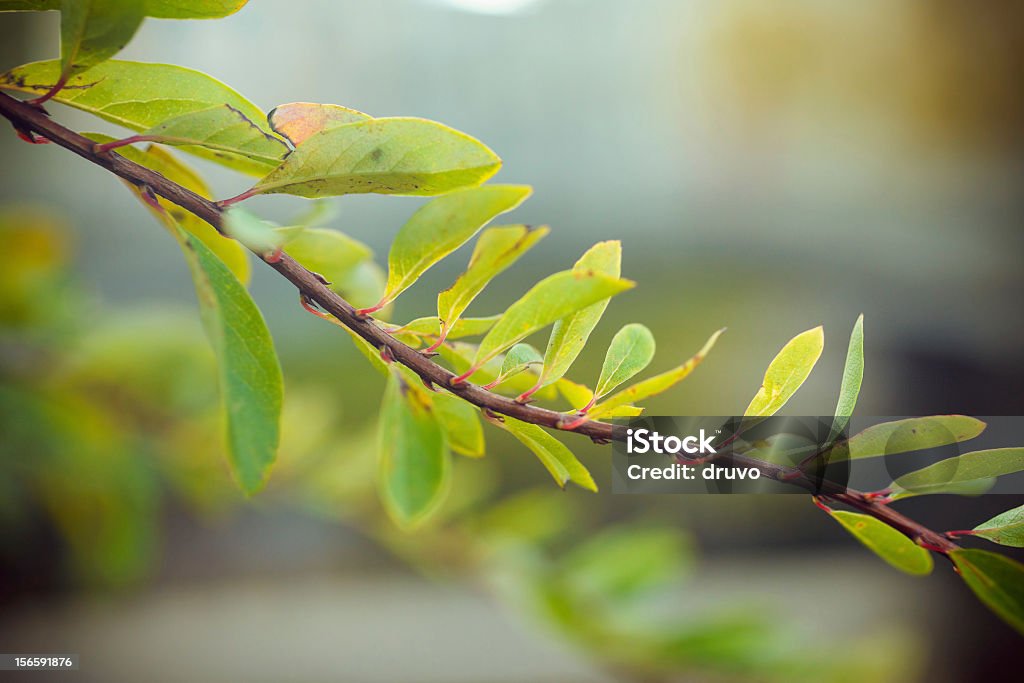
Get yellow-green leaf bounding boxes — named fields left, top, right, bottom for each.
left=389, top=315, right=499, bottom=341
left=951, top=549, right=1024, bottom=635
left=534, top=241, right=621, bottom=392
left=275, top=226, right=373, bottom=288
left=58, top=0, right=145, bottom=83
left=830, top=314, right=864, bottom=440
left=249, top=117, right=501, bottom=199
left=830, top=511, right=933, bottom=576
left=86, top=133, right=251, bottom=284
left=888, top=478, right=995, bottom=501
left=268, top=101, right=371, bottom=147
left=375, top=185, right=531, bottom=309
left=744, top=326, right=824, bottom=417
left=892, top=448, right=1024, bottom=494
left=589, top=329, right=723, bottom=420
left=0, top=1, right=58, bottom=10
left=557, top=378, right=594, bottom=411
left=0, top=60, right=275, bottom=175
left=223, top=207, right=285, bottom=256
left=145, top=0, right=248, bottom=19
left=490, top=343, right=543, bottom=388
left=437, top=224, right=548, bottom=338
left=971, top=505, right=1024, bottom=548
left=169, top=219, right=282, bottom=494
left=132, top=104, right=288, bottom=174
left=378, top=374, right=450, bottom=528
left=595, top=323, right=655, bottom=400
left=845, top=416, right=985, bottom=460
left=467, top=270, right=634, bottom=378
left=333, top=260, right=386, bottom=312
left=433, top=392, right=485, bottom=458
left=496, top=417, right=596, bottom=491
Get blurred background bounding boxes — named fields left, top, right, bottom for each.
left=1, top=0, right=1023, bottom=680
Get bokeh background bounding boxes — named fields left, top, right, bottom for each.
left=1, top=0, right=1023, bottom=681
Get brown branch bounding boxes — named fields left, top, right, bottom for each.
left=0, top=90, right=958, bottom=554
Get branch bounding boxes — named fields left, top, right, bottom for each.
left=0, top=91, right=958, bottom=554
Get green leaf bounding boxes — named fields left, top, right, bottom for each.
left=249, top=117, right=501, bottom=199
left=744, top=326, right=824, bottom=417
left=275, top=226, right=373, bottom=288
left=58, top=0, right=145, bottom=82
left=495, top=417, right=596, bottom=491
left=438, top=342, right=556, bottom=399
left=845, top=416, right=986, bottom=460
left=534, top=241, right=622, bottom=391
left=169, top=220, right=282, bottom=494
left=830, top=511, right=933, bottom=576
left=85, top=133, right=251, bottom=284
left=0, top=60, right=276, bottom=175
left=0, top=1, right=250, bottom=18
left=888, top=478, right=995, bottom=501
left=268, top=101, right=371, bottom=147
left=490, top=343, right=543, bottom=387
left=972, top=505, right=1024, bottom=547
left=467, top=270, right=634, bottom=377
left=892, top=448, right=1024, bottom=493
left=589, top=329, right=723, bottom=420
left=389, top=315, right=499, bottom=341
left=378, top=373, right=450, bottom=528
left=333, top=260, right=386, bottom=312
left=144, top=0, right=248, bottom=19
left=951, top=549, right=1024, bottom=635
left=437, top=224, right=548, bottom=338
left=132, top=104, right=288, bottom=174
left=557, top=378, right=594, bottom=411
left=561, top=526, right=692, bottom=601
left=830, top=314, right=864, bottom=440
left=375, top=185, right=531, bottom=309
left=595, top=323, right=655, bottom=400
left=432, top=392, right=485, bottom=458
left=222, top=207, right=285, bottom=256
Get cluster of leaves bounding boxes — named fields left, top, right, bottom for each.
left=2, top=0, right=1023, bottom=638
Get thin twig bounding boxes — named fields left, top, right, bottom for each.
left=0, top=90, right=959, bottom=554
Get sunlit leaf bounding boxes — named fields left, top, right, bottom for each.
left=892, top=448, right=1024, bottom=495
left=375, top=185, right=531, bottom=309
left=0, top=60, right=275, bottom=174
left=389, top=315, right=499, bottom=341
left=467, top=270, right=634, bottom=377
left=971, top=504, right=1024, bottom=548
left=222, top=207, right=285, bottom=256
left=86, top=133, right=250, bottom=283
left=744, top=326, right=824, bottom=417
left=275, top=226, right=373, bottom=288
left=132, top=104, right=288, bottom=174
left=556, top=378, right=594, bottom=411
left=437, top=342, right=553, bottom=398
left=951, top=549, right=1024, bottom=635
left=58, top=0, right=145, bottom=83
left=830, top=511, right=933, bottom=575
left=495, top=417, right=596, bottom=491
left=830, top=314, right=864, bottom=440
left=845, top=416, right=985, bottom=460
left=595, top=323, right=655, bottom=400
left=250, top=117, right=501, bottom=199
left=588, top=329, right=723, bottom=420
left=437, top=224, right=548, bottom=338
left=333, top=260, right=387, bottom=312
left=433, top=392, right=484, bottom=458
left=168, top=218, right=282, bottom=494
left=532, top=241, right=621, bottom=393
left=490, top=343, right=543, bottom=388
left=268, top=101, right=371, bottom=146
left=378, top=373, right=450, bottom=528
left=145, top=1, right=249, bottom=20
